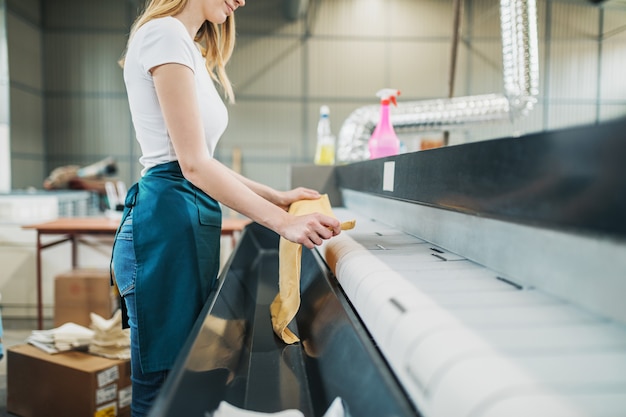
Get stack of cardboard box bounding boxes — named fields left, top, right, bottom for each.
left=7, top=268, right=130, bottom=417
left=7, top=344, right=131, bottom=417
left=53, top=268, right=118, bottom=328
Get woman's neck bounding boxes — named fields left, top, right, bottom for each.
left=173, top=5, right=204, bottom=40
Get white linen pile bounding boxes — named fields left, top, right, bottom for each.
left=88, top=309, right=130, bottom=359
left=210, top=397, right=345, bottom=417
left=27, top=322, right=94, bottom=354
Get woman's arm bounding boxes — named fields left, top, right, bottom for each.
left=151, top=63, right=341, bottom=248
left=220, top=162, right=321, bottom=210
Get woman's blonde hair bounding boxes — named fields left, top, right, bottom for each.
left=121, top=0, right=237, bottom=103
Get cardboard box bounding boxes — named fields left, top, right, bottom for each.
left=54, top=268, right=118, bottom=328
left=7, top=344, right=131, bottom=417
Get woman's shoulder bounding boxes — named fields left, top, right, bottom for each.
left=136, top=16, right=186, bottom=39
left=127, top=16, right=198, bottom=73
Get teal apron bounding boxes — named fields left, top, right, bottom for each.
left=116, top=161, right=222, bottom=373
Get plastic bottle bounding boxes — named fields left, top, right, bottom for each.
left=368, top=89, right=401, bottom=159
left=314, top=105, right=336, bottom=165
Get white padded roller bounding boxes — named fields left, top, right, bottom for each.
left=319, top=209, right=626, bottom=417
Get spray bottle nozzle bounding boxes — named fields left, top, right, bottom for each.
left=376, top=88, right=401, bottom=106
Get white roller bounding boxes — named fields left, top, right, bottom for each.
left=319, top=209, right=626, bottom=417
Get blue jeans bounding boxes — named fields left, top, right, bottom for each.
left=113, top=211, right=169, bottom=417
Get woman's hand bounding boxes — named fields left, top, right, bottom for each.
left=279, top=212, right=342, bottom=249
left=274, top=187, right=321, bottom=210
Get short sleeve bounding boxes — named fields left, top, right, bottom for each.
left=138, top=18, right=197, bottom=75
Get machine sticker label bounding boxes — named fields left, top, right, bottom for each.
left=383, top=161, right=395, bottom=192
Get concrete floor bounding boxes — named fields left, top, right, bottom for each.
left=0, top=319, right=50, bottom=417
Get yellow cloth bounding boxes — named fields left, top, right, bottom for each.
left=270, top=195, right=355, bottom=344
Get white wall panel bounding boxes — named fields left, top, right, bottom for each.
left=604, top=8, right=626, bottom=34
left=600, top=38, right=626, bottom=101
left=308, top=39, right=387, bottom=98
left=231, top=37, right=303, bottom=97
left=43, top=33, right=126, bottom=94
left=600, top=105, right=626, bottom=121
left=550, top=2, right=600, bottom=39
left=390, top=41, right=452, bottom=99
left=313, top=0, right=388, bottom=38
left=221, top=100, right=304, bottom=157
left=9, top=158, right=46, bottom=190
left=548, top=104, right=597, bottom=130
left=390, top=0, right=454, bottom=38
left=238, top=160, right=293, bottom=193
left=6, top=0, right=40, bottom=24
left=8, top=87, right=43, bottom=155
left=7, top=11, right=42, bottom=90
left=235, top=0, right=305, bottom=36
left=549, top=41, right=599, bottom=100
left=7, top=1, right=44, bottom=191
left=465, top=0, right=502, bottom=38
left=464, top=41, right=503, bottom=95
left=43, top=0, right=128, bottom=30
left=46, top=96, right=131, bottom=158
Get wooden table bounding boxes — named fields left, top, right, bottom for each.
left=23, top=216, right=251, bottom=329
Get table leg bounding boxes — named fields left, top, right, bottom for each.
left=71, top=234, right=77, bottom=268
left=36, top=232, right=43, bottom=330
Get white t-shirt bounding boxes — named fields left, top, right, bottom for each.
left=123, top=16, right=228, bottom=175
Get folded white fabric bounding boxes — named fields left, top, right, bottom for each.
left=88, top=309, right=130, bottom=359
left=210, top=397, right=345, bottom=417
left=27, top=322, right=94, bottom=354
left=211, top=402, right=304, bottom=417
left=322, top=398, right=346, bottom=417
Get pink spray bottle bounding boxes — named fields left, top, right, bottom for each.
left=368, top=89, right=401, bottom=159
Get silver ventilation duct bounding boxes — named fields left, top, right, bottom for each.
left=336, top=0, right=539, bottom=163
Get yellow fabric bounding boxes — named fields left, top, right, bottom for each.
left=270, top=194, right=355, bottom=344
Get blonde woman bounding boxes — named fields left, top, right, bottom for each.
left=113, top=0, right=342, bottom=415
